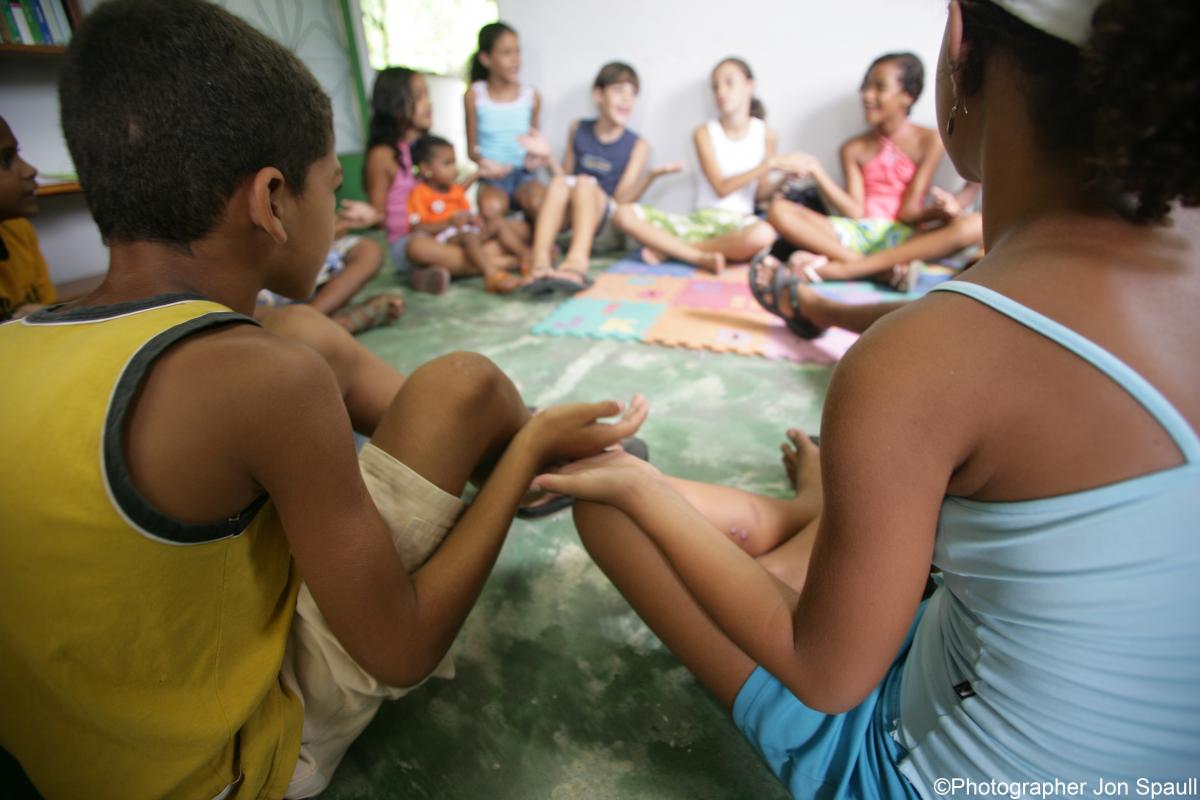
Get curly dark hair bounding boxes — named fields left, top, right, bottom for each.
left=411, top=134, right=453, bottom=168
left=59, top=0, right=332, bottom=249
left=957, top=0, right=1199, bottom=223
left=864, top=52, right=924, bottom=110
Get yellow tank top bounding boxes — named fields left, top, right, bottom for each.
left=0, top=295, right=302, bottom=799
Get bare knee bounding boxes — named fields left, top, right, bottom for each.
left=260, top=304, right=355, bottom=369
left=477, top=186, right=509, bottom=221
left=766, top=195, right=797, bottom=228
left=744, top=221, right=777, bottom=252
left=411, top=351, right=515, bottom=416
left=612, top=203, right=637, bottom=232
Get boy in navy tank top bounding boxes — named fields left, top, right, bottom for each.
left=522, top=63, right=682, bottom=295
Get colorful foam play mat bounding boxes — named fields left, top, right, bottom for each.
left=531, top=256, right=950, bottom=364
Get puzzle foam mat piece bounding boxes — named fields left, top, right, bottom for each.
left=531, top=297, right=666, bottom=340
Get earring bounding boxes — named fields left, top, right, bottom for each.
left=948, top=74, right=967, bottom=137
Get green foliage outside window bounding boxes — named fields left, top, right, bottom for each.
left=360, top=0, right=499, bottom=77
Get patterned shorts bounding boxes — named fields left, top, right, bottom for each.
left=633, top=205, right=757, bottom=243
left=828, top=217, right=914, bottom=256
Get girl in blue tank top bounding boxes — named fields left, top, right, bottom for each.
left=536, top=1, right=1200, bottom=796
left=465, top=21, right=544, bottom=236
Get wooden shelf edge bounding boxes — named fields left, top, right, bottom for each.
left=0, top=44, right=68, bottom=55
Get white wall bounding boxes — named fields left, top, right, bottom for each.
left=0, top=0, right=362, bottom=284
left=499, top=0, right=953, bottom=212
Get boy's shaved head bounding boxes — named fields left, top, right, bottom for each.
left=59, top=0, right=332, bottom=249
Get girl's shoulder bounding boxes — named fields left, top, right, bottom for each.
left=840, top=130, right=877, bottom=159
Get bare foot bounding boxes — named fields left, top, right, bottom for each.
left=557, top=254, right=590, bottom=275
left=786, top=250, right=830, bottom=282
left=781, top=428, right=821, bottom=500
left=696, top=251, right=726, bottom=274
left=333, top=292, right=406, bottom=335
left=484, top=270, right=523, bottom=294
left=640, top=246, right=665, bottom=265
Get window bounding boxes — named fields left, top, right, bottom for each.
left=360, top=0, right=499, bottom=77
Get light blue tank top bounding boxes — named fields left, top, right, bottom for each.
left=471, top=81, right=533, bottom=168
left=898, top=281, right=1200, bottom=792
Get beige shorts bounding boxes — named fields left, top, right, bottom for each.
left=281, top=443, right=466, bottom=798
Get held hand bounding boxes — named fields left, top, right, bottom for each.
left=516, top=128, right=552, bottom=157
left=479, top=158, right=512, bottom=180
left=650, top=161, right=685, bottom=177
left=450, top=210, right=472, bottom=227
left=338, top=199, right=384, bottom=229
left=522, top=394, right=649, bottom=467
left=532, top=449, right=663, bottom=507
left=772, top=152, right=821, bottom=178
left=928, top=186, right=962, bottom=220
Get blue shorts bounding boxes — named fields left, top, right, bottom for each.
left=732, top=604, right=926, bottom=800
left=480, top=167, right=541, bottom=202
left=390, top=234, right=413, bottom=276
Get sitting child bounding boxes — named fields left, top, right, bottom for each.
left=257, top=210, right=405, bottom=334
left=405, top=134, right=526, bottom=294
left=0, top=117, right=56, bottom=322
left=760, top=53, right=976, bottom=287
left=610, top=57, right=790, bottom=274
left=522, top=61, right=683, bottom=296
left=0, top=3, right=646, bottom=797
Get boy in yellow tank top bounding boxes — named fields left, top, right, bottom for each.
left=0, top=2, right=646, bottom=798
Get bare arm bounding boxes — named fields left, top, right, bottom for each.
left=800, top=140, right=865, bottom=218
left=364, top=145, right=399, bottom=218
left=610, top=138, right=653, bottom=204
left=538, top=306, right=964, bottom=712
left=464, top=89, right=481, bottom=165
left=124, top=326, right=648, bottom=688
left=561, top=119, right=580, bottom=176
left=694, top=124, right=774, bottom=199
left=895, top=131, right=945, bottom=224
left=754, top=127, right=784, bottom=202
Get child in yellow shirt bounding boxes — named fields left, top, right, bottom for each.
left=0, top=117, right=56, bottom=322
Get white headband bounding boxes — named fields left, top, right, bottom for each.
left=989, top=0, right=1103, bottom=46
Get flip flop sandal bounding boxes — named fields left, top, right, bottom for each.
left=518, top=273, right=593, bottom=299
left=516, top=436, right=650, bottom=519
left=334, top=292, right=406, bottom=335
left=409, top=265, right=451, bottom=295
left=747, top=250, right=823, bottom=340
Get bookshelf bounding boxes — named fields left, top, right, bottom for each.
left=0, top=1, right=80, bottom=48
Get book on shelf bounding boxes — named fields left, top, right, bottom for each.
left=5, top=2, right=34, bottom=43
left=1, top=1, right=73, bottom=45
left=16, top=0, right=43, bottom=43
left=44, top=0, right=70, bottom=43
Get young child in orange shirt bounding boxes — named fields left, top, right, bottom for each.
left=405, top=135, right=526, bottom=294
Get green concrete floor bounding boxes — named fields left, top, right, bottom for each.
left=321, top=254, right=835, bottom=800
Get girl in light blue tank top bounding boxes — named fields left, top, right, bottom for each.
left=533, top=1, right=1200, bottom=797
left=466, top=22, right=543, bottom=224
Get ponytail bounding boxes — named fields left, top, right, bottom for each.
left=750, top=97, right=766, bottom=120
left=469, top=21, right=516, bottom=83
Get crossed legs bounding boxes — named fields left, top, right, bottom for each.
left=574, top=432, right=822, bottom=709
